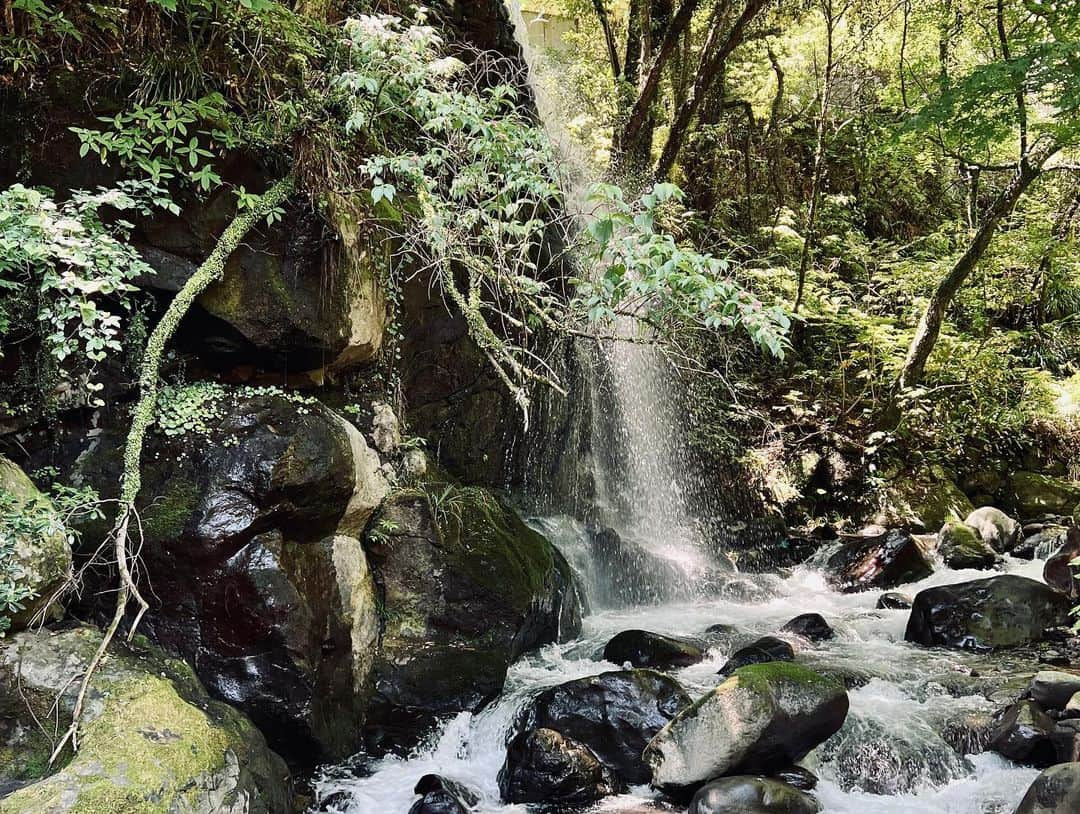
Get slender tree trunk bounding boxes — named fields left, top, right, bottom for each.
left=592, top=0, right=623, bottom=78
left=654, top=0, right=767, bottom=179
left=897, top=145, right=1056, bottom=389
left=899, top=0, right=910, bottom=108
left=766, top=45, right=786, bottom=212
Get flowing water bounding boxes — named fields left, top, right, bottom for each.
left=314, top=8, right=1047, bottom=812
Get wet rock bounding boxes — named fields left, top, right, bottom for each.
left=939, top=520, right=1002, bottom=570
left=689, top=776, right=821, bottom=814
left=875, top=469, right=974, bottom=532
left=371, top=401, right=401, bottom=455
left=719, top=636, right=796, bottom=675
left=780, top=613, right=834, bottom=642
left=409, top=774, right=479, bottom=814
left=603, top=630, right=705, bottom=670
left=704, top=623, right=739, bottom=639
left=1007, top=472, right=1080, bottom=520
left=0, top=456, right=72, bottom=632
left=514, top=669, right=691, bottom=785
left=876, top=592, right=913, bottom=610
left=987, top=701, right=1056, bottom=767
left=825, top=529, right=934, bottom=593
left=1052, top=720, right=1080, bottom=763
left=365, top=489, right=582, bottom=745
left=1044, top=527, right=1080, bottom=599
left=69, top=392, right=388, bottom=767
left=964, top=507, right=1021, bottom=553
left=0, top=626, right=290, bottom=814
left=498, top=727, right=621, bottom=806
left=1013, top=762, right=1080, bottom=813
left=771, top=766, right=819, bottom=791
left=1029, top=670, right=1080, bottom=711
left=645, top=662, right=848, bottom=791
left=585, top=525, right=696, bottom=606
left=904, top=575, right=1072, bottom=652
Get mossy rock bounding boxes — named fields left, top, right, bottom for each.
left=0, top=456, right=72, bottom=632
left=645, top=662, right=849, bottom=791
left=1005, top=471, right=1080, bottom=520
left=0, top=626, right=291, bottom=813
left=875, top=467, right=974, bottom=531
left=363, top=487, right=582, bottom=743
left=939, top=521, right=1001, bottom=570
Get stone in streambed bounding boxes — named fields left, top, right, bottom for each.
left=964, top=507, right=1021, bottom=553
left=987, top=701, right=1056, bottom=767
left=645, top=662, right=848, bottom=792
left=904, top=575, right=1071, bottom=652
left=498, top=728, right=621, bottom=806
left=511, top=669, right=691, bottom=785
left=409, top=774, right=479, bottom=814
left=771, top=766, right=819, bottom=791
left=689, top=776, right=821, bottom=814
left=1052, top=720, right=1080, bottom=763
left=719, top=636, right=796, bottom=675
left=876, top=592, right=913, bottom=610
left=1030, top=670, right=1080, bottom=711
left=1043, top=527, right=1080, bottom=599
left=825, top=529, right=934, bottom=593
left=780, top=613, right=834, bottom=642
left=938, top=521, right=1002, bottom=570
left=1013, top=762, right=1080, bottom=813
left=603, top=629, right=705, bottom=670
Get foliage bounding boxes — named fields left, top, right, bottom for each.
left=155, top=382, right=317, bottom=439
left=0, top=183, right=158, bottom=409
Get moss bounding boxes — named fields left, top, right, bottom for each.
left=732, top=661, right=842, bottom=695
left=140, top=477, right=200, bottom=542
left=1007, top=471, right=1080, bottom=518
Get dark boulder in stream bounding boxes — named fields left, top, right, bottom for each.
left=364, top=489, right=582, bottom=746
left=498, top=727, right=621, bottom=806
left=987, top=701, right=1057, bottom=767
left=507, top=669, right=691, bottom=785
left=1043, top=527, right=1080, bottom=599
left=689, top=776, right=821, bottom=814
left=825, top=529, right=934, bottom=592
left=876, top=591, right=913, bottom=609
left=1014, top=762, right=1080, bottom=813
left=719, top=636, right=796, bottom=675
left=408, top=774, right=479, bottom=814
left=603, top=629, right=705, bottom=670
left=904, top=575, right=1071, bottom=651
left=780, top=613, right=834, bottom=642
left=938, top=520, right=1002, bottom=570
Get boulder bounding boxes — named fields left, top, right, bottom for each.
left=512, top=669, right=691, bottom=785
left=1044, top=527, right=1080, bottom=599
left=70, top=390, right=388, bottom=766
left=825, top=529, right=934, bottom=593
left=939, top=520, right=1002, bottom=570
left=409, top=774, right=479, bottom=814
left=585, top=525, right=696, bottom=606
left=719, top=636, right=796, bottom=675
left=875, top=469, right=973, bottom=532
left=603, top=630, right=705, bottom=670
left=645, top=662, right=849, bottom=792
left=1030, top=670, right=1080, bottom=711
left=772, top=766, right=819, bottom=791
left=0, top=626, right=290, bottom=813
left=876, top=592, right=913, bottom=610
left=689, top=776, right=821, bottom=814
left=904, top=575, right=1072, bottom=651
left=963, top=507, right=1020, bottom=553
left=1013, top=762, right=1080, bottom=814
left=364, top=488, right=582, bottom=744
left=780, top=613, right=834, bottom=642
left=498, top=727, right=621, bottom=806
left=1007, top=472, right=1080, bottom=520
left=1052, top=720, right=1080, bottom=763
left=987, top=701, right=1056, bottom=767
left=0, top=457, right=72, bottom=633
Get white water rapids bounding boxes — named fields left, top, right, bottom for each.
left=315, top=529, right=1044, bottom=812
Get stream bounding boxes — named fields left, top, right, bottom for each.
left=315, top=517, right=1045, bottom=813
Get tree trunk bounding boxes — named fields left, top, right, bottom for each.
left=592, top=0, right=623, bottom=78
left=897, top=145, right=1056, bottom=390
left=654, top=0, right=767, bottom=179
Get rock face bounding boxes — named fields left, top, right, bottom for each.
left=141, top=188, right=386, bottom=373
left=364, top=488, right=582, bottom=744
left=939, top=520, right=1002, bottom=570
left=780, top=613, right=834, bottom=642
left=585, top=525, right=696, bottom=606
left=0, top=626, right=290, bottom=813
left=689, top=777, right=822, bottom=814
left=645, top=663, right=849, bottom=792
left=987, top=701, right=1056, bottom=767
left=964, top=507, right=1020, bottom=553
left=1007, top=472, right=1080, bottom=519
left=72, top=391, right=388, bottom=766
left=904, top=575, right=1072, bottom=651
left=825, top=529, right=934, bottom=593
left=719, top=636, right=796, bottom=675
left=0, top=456, right=72, bottom=632
left=603, top=630, right=705, bottom=670
left=510, top=670, right=691, bottom=785
left=1013, top=762, right=1080, bottom=814
left=499, top=727, right=621, bottom=806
